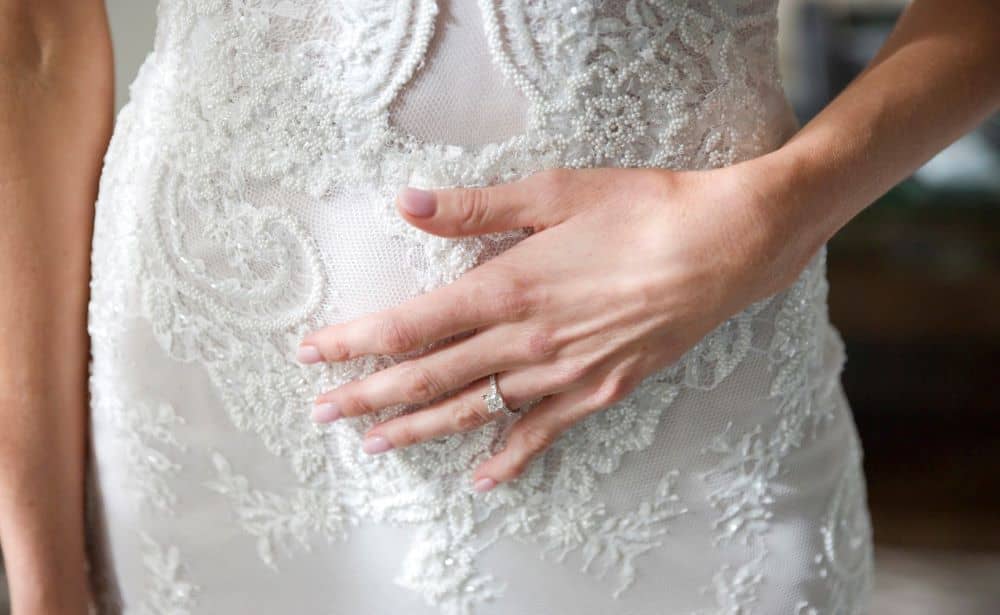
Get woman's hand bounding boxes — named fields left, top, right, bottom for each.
left=298, top=164, right=821, bottom=492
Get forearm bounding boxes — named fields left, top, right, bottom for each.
left=748, top=0, right=1000, bottom=253
left=0, top=2, right=113, bottom=611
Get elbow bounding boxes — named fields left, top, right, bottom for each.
left=0, top=1, right=113, bottom=88
left=0, top=5, right=48, bottom=76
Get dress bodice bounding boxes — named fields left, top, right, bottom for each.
left=148, top=0, right=795, bottom=186
left=129, top=0, right=799, bottom=332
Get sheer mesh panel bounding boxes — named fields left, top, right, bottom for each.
left=390, top=0, right=528, bottom=146
left=245, top=181, right=426, bottom=325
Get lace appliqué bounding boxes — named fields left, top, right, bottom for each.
left=138, top=534, right=198, bottom=615
left=694, top=556, right=765, bottom=615
left=796, top=448, right=874, bottom=615
left=699, top=253, right=872, bottom=613
left=85, top=0, right=869, bottom=613
left=703, top=256, right=835, bottom=541
left=89, top=379, right=186, bottom=514
left=205, top=453, right=354, bottom=569
left=397, top=516, right=506, bottom=612
left=118, top=402, right=186, bottom=514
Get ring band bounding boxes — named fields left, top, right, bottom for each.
left=482, top=373, right=519, bottom=417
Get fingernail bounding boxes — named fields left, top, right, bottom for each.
left=312, top=402, right=341, bottom=422
left=399, top=187, right=436, bottom=218
left=362, top=435, right=393, bottom=455
left=472, top=477, right=497, bottom=493
left=297, top=344, right=323, bottom=364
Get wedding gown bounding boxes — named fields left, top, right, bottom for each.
left=85, top=1, right=874, bottom=613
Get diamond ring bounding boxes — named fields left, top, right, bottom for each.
left=482, top=373, right=519, bottom=418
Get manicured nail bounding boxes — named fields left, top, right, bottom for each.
left=297, top=344, right=323, bottom=364
left=362, top=435, right=393, bottom=455
left=399, top=187, right=436, bottom=218
left=472, top=477, right=497, bottom=493
left=312, top=402, right=341, bottom=422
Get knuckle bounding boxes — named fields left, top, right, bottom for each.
left=341, top=392, right=374, bottom=417
left=490, top=274, right=535, bottom=321
left=531, top=168, right=575, bottom=215
left=535, top=168, right=573, bottom=199
left=399, top=364, right=442, bottom=401
left=376, top=318, right=418, bottom=354
left=446, top=285, right=476, bottom=318
left=462, top=279, right=492, bottom=320
left=308, top=329, right=348, bottom=361
left=496, top=460, right=529, bottom=483
left=392, top=423, right=421, bottom=447
left=326, top=338, right=351, bottom=361
left=590, top=374, right=635, bottom=408
left=525, top=326, right=558, bottom=361
left=457, top=188, right=490, bottom=228
left=514, top=423, right=556, bottom=456
left=552, top=358, right=591, bottom=389
left=452, top=398, right=492, bottom=432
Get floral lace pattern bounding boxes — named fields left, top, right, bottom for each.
left=89, top=382, right=186, bottom=514
left=700, top=254, right=873, bottom=613
left=205, top=453, right=354, bottom=568
left=137, top=534, right=198, bottom=615
left=86, top=1, right=872, bottom=613
left=796, top=447, right=874, bottom=615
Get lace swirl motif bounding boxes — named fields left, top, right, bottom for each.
left=87, top=1, right=869, bottom=613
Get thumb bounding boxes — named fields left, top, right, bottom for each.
left=396, top=171, right=571, bottom=237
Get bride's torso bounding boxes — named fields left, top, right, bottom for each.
left=86, top=2, right=871, bottom=614
left=110, top=0, right=800, bottom=314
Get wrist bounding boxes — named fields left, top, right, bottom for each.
left=691, top=146, right=842, bottom=301
left=736, top=141, right=848, bottom=259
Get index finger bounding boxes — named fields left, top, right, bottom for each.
left=297, top=267, right=531, bottom=362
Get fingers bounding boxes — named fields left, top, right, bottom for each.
left=298, top=267, right=533, bottom=362
left=472, top=355, right=646, bottom=491
left=366, top=358, right=580, bottom=452
left=312, top=326, right=522, bottom=422
left=471, top=387, right=597, bottom=492
left=359, top=369, right=545, bottom=455
left=336, top=350, right=647, bottom=492
left=358, top=365, right=602, bottom=489
left=298, top=170, right=582, bottom=362
left=396, top=169, right=576, bottom=237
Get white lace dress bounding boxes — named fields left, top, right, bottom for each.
left=85, top=1, right=874, bottom=613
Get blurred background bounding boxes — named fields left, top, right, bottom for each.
left=1, top=0, right=997, bottom=613
left=779, top=1, right=1000, bottom=613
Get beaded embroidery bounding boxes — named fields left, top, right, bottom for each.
left=86, top=1, right=872, bottom=613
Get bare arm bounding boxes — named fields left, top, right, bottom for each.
left=0, top=1, right=113, bottom=612
left=750, top=0, right=1000, bottom=256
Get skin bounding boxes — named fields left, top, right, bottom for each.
left=300, top=0, right=1000, bottom=493
left=0, top=0, right=996, bottom=606
left=0, top=1, right=113, bottom=612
